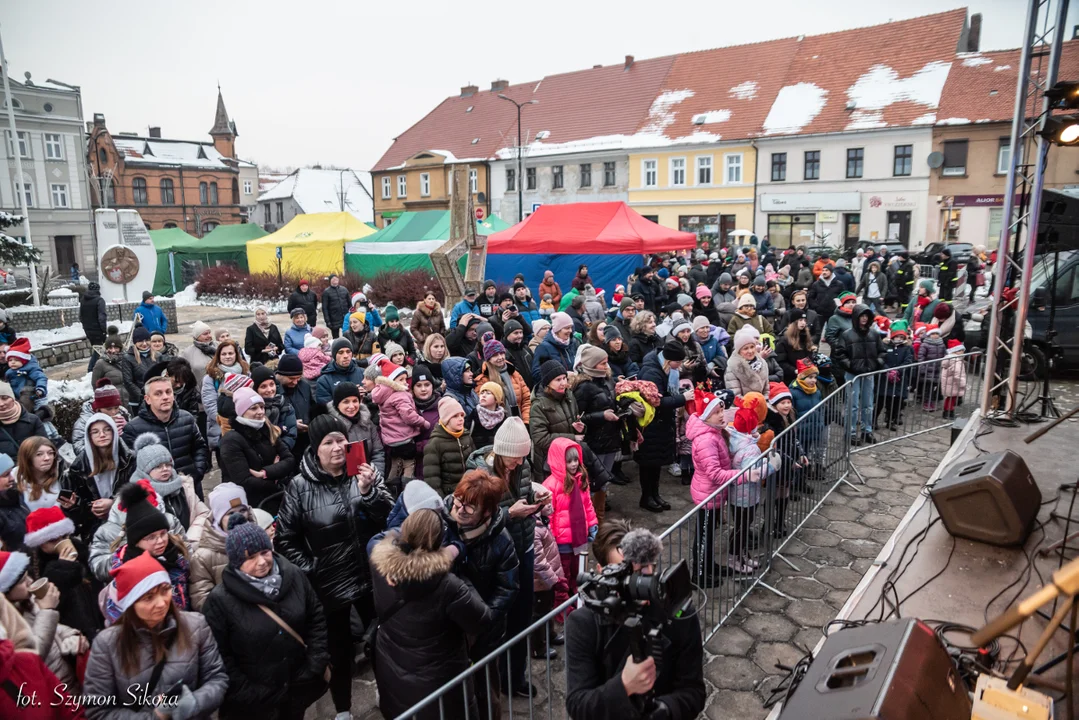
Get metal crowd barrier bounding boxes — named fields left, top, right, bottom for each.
left=394, top=352, right=982, bottom=719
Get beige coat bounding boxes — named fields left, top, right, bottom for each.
left=188, top=515, right=227, bottom=611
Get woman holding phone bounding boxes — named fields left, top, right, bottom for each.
left=218, top=388, right=295, bottom=515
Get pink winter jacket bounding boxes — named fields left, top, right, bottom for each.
left=687, top=414, right=742, bottom=509
left=533, top=520, right=565, bottom=591
left=297, top=347, right=331, bottom=380
left=371, top=376, right=431, bottom=445
left=940, top=354, right=968, bottom=398
left=541, top=437, right=599, bottom=546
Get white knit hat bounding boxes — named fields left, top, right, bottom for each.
left=493, top=416, right=532, bottom=458
left=671, top=321, right=693, bottom=337
left=733, top=325, right=761, bottom=353
left=303, top=335, right=321, bottom=349
left=208, top=482, right=249, bottom=529
left=692, top=316, right=711, bottom=331
left=737, top=293, right=757, bottom=309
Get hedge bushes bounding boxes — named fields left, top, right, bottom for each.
left=195, top=267, right=445, bottom=309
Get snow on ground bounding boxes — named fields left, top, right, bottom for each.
left=47, top=372, right=93, bottom=402
left=193, top=295, right=288, bottom=313
left=173, top=284, right=199, bottom=307
left=21, top=323, right=88, bottom=350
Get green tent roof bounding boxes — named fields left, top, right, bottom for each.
left=196, top=223, right=268, bottom=251
left=356, top=210, right=512, bottom=244
left=148, top=228, right=199, bottom=252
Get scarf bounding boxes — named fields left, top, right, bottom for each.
left=749, top=357, right=765, bottom=374
left=498, top=369, right=518, bottom=407
left=194, top=340, right=216, bottom=357
left=550, top=333, right=569, bottom=347
left=0, top=402, right=22, bottom=424
left=567, top=479, right=588, bottom=547
left=476, top=404, right=506, bottom=430
left=414, top=391, right=440, bottom=413
left=440, top=421, right=466, bottom=439
left=235, top=416, right=266, bottom=430
left=795, top=378, right=818, bottom=394
left=218, top=361, right=243, bottom=375
left=255, top=314, right=272, bottom=332
left=460, top=516, right=492, bottom=541
left=240, top=559, right=282, bottom=601
left=656, top=353, right=679, bottom=395
left=384, top=324, right=402, bottom=341
left=150, top=471, right=183, bottom=500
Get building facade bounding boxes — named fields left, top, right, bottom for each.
left=372, top=151, right=488, bottom=228
left=754, top=128, right=934, bottom=250
left=489, top=152, right=628, bottom=222
left=1, top=72, right=95, bottom=276
left=254, top=166, right=373, bottom=231
left=86, top=90, right=248, bottom=237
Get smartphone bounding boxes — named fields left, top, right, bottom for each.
left=346, top=442, right=367, bottom=477
left=58, top=489, right=75, bottom=503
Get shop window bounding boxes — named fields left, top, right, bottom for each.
left=678, top=214, right=719, bottom=247
left=767, top=213, right=817, bottom=249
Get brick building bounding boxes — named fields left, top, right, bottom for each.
left=86, top=90, right=254, bottom=236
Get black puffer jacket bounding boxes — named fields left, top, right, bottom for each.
left=808, top=277, right=844, bottom=321
left=833, top=305, right=886, bottom=376
left=276, top=450, right=394, bottom=611
left=0, top=410, right=47, bottom=459
left=122, top=404, right=210, bottom=482
left=628, top=331, right=661, bottom=366
left=466, top=447, right=536, bottom=556
left=573, top=374, right=621, bottom=454
left=635, top=349, right=686, bottom=467
left=0, top=487, right=29, bottom=549
left=62, top=440, right=136, bottom=542
left=203, top=554, right=329, bottom=717
left=218, top=420, right=296, bottom=513
left=287, top=285, right=318, bottom=321
left=443, top=496, right=519, bottom=628
left=369, top=533, right=493, bottom=720
left=244, top=323, right=284, bottom=365
left=79, top=284, right=108, bottom=344
left=321, top=283, right=351, bottom=328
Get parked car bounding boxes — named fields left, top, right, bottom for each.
left=844, top=240, right=907, bottom=260
left=915, top=241, right=974, bottom=264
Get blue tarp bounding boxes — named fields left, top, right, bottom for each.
left=484, top=253, right=640, bottom=298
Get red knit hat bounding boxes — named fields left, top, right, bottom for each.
left=23, top=506, right=75, bottom=548
left=795, top=358, right=818, bottom=379
left=767, top=382, right=792, bottom=407
left=732, top=392, right=768, bottom=433
left=0, top=550, right=29, bottom=593
left=92, top=378, right=122, bottom=410
left=6, top=337, right=31, bottom=363
left=109, top=551, right=170, bottom=613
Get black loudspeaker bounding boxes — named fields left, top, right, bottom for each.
left=779, top=619, right=971, bottom=720
left=930, top=450, right=1041, bottom=547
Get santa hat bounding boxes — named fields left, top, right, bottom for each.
left=796, top=358, right=819, bottom=379
left=732, top=392, right=768, bottom=433
left=6, top=337, right=31, bottom=363
left=22, top=506, right=75, bottom=548
left=109, top=551, right=171, bottom=614
left=0, top=551, right=29, bottom=593
left=351, top=292, right=366, bottom=306
left=381, top=362, right=408, bottom=383
left=694, top=388, right=735, bottom=421
left=946, top=339, right=965, bottom=354
left=926, top=325, right=943, bottom=337
left=367, top=353, right=388, bottom=370
left=874, top=316, right=891, bottom=335
left=913, top=322, right=929, bottom=339
left=768, top=382, right=792, bottom=407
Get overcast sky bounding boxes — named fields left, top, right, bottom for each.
left=6, top=0, right=1074, bottom=176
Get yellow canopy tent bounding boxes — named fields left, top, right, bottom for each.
left=246, top=212, right=376, bottom=275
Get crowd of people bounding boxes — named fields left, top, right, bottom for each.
left=0, top=248, right=979, bottom=719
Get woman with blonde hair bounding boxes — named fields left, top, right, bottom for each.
left=16, top=437, right=64, bottom=513
left=422, top=332, right=448, bottom=388
left=628, top=310, right=661, bottom=366
left=201, top=340, right=250, bottom=451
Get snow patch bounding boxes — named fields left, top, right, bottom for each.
left=936, top=117, right=971, bottom=125
left=846, top=61, right=951, bottom=112
left=762, top=83, right=828, bottom=135
left=961, top=55, right=993, bottom=67
left=912, top=112, right=938, bottom=125
left=21, top=324, right=88, bottom=351
left=640, top=89, right=695, bottom=135
left=173, top=283, right=199, bottom=308
left=47, top=372, right=93, bottom=402
left=47, top=288, right=76, bottom=297
left=729, top=81, right=759, bottom=100
left=846, top=110, right=887, bottom=130
left=691, top=110, right=731, bottom=125
left=994, top=65, right=1012, bottom=72
left=193, top=295, right=288, bottom=313
left=975, top=119, right=992, bottom=123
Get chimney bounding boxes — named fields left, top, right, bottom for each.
left=93, top=113, right=106, bottom=128
left=1073, top=24, right=1079, bottom=40
left=491, top=79, right=508, bottom=92
left=148, top=126, right=161, bottom=138
left=624, top=55, right=634, bottom=70
left=460, top=84, right=478, bottom=97
left=967, top=13, right=982, bottom=53
left=85, top=121, right=93, bottom=133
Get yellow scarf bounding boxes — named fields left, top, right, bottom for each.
left=795, top=378, right=818, bottom=395
left=440, top=421, right=466, bottom=439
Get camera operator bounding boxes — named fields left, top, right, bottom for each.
left=565, top=521, right=705, bottom=720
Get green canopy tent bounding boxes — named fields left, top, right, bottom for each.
left=147, top=228, right=199, bottom=296
left=171, top=223, right=263, bottom=288
left=343, top=211, right=511, bottom=276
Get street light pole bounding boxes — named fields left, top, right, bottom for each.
left=497, top=94, right=537, bottom=223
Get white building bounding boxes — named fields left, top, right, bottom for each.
left=489, top=152, right=629, bottom=223
left=254, top=166, right=373, bottom=231
left=754, top=127, right=935, bottom=250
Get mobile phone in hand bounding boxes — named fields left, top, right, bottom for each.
left=346, top=442, right=367, bottom=476
left=58, top=489, right=75, bottom=503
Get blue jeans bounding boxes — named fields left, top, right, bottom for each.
left=846, top=372, right=875, bottom=435
left=87, top=349, right=100, bottom=372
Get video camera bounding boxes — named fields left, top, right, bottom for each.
left=576, top=559, right=693, bottom=627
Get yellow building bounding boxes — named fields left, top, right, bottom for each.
left=372, top=151, right=489, bottom=228
left=628, top=144, right=758, bottom=248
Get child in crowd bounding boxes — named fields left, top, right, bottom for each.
left=789, top=359, right=826, bottom=478
left=539, top=294, right=555, bottom=318
left=687, top=389, right=743, bottom=580
left=878, top=320, right=914, bottom=431
left=0, top=309, right=16, bottom=345
left=372, top=363, right=430, bottom=486
left=917, top=325, right=946, bottom=411
left=409, top=364, right=442, bottom=482
left=940, top=339, right=968, bottom=420
left=469, top=382, right=506, bottom=449
left=726, top=392, right=776, bottom=573
left=765, top=382, right=805, bottom=538
left=384, top=342, right=409, bottom=373
left=4, top=338, right=48, bottom=408
left=298, top=335, right=331, bottom=381
left=542, top=437, right=598, bottom=599
left=531, top=494, right=566, bottom=658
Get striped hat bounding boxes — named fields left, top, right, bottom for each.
left=767, top=381, right=793, bottom=407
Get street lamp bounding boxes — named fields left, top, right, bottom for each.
left=498, top=94, right=538, bottom=223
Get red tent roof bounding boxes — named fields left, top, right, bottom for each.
left=487, top=202, right=696, bottom=255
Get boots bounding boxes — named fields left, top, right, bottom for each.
left=591, top=489, right=607, bottom=527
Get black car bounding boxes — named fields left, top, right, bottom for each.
left=915, top=241, right=974, bottom=264
left=844, top=240, right=907, bottom=261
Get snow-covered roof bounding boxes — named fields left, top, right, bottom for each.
left=112, top=136, right=234, bottom=169
left=258, top=167, right=373, bottom=219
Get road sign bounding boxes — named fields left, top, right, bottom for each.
left=475, top=207, right=485, bottom=220
left=275, top=246, right=282, bottom=259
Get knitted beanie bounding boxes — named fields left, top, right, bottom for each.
left=303, top=335, right=322, bottom=349
left=308, top=414, right=348, bottom=450
left=92, top=379, right=122, bottom=410
left=602, top=325, right=622, bottom=343
left=692, top=315, right=711, bottom=332
left=550, top=312, right=573, bottom=335
left=190, top=320, right=211, bottom=339
left=384, top=305, right=399, bottom=322
left=119, top=481, right=169, bottom=547
left=333, top=382, right=361, bottom=407
left=412, top=364, right=434, bottom=386
left=479, top=381, right=504, bottom=404
left=796, top=358, right=819, bottom=379
left=331, top=338, right=353, bottom=359
left=275, top=354, right=303, bottom=377
left=676, top=293, right=693, bottom=308
left=483, top=337, right=506, bottom=361
left=223, top=373, right=253, bottom=394
left=578, top=345, right=608, bottom=377
left=363, top=363, right=383, bottom=381
left=619, top=297, right=635, bottom=312
left=737, top=293, right=756, bottom=309
left=733, top=325, right=761, bottom=354
left=670, top=320, right=693, bottom=337
left=493, top=416, right=531, bottom=458
left=438, top=396, right=465, bottom=425
left=311, top=326, right=330, bottom=340
left=226, top=513, right=273, bottom=568
left=695, top=284, right=711, bottom=300
left=134, top=433, right=173, bottom=478
left=251, top=365, right=276, bottom=390
left=402, top=480, right=442, bottom=513
left=233, top=387, right=263, bottom=417
left=532, top=319, right=551, bottom=335
left=208, top=482, right=248, bottom=529
left=540, top=359, right=567, bottom=388
left=662, top=339, right=686, bottom=362
left=0, top=453, right=13, bottom=477
left=384, top=342, right=404, bottom=360
left=132, top=327, right=151, bottom=344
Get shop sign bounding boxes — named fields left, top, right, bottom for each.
left=817, top=211, right=839, bottom=223
left=945, top=194, right=1016, bottom=207
left=869, top=195, right=918, bottom=209
left=760, top=192, right=860, bottom=212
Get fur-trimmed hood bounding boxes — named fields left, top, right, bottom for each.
left=415, top=300, right=442, bottom=317
left=370, top=531, right=454, bottom=583
left=374, top=375, right=409, bottom=393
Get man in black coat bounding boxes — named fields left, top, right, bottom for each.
left=321, top=274, right=350, bottom=338
left=635, top=341, right=693, bottom=513
left=937, top=248, right=959, bottom=302
left=807, top=265, right=844, bottom=322
left=631, top=267, right=658, bottom=313
left=287, top=279, right=318, bottom=323
left=122, top=375, right=210, bottom=498
left=893, top=251, right=917, bottom=313
left=832, top=304, right=885, bottom=445
left=80, top=282, right=108, bottom=372
left=833, top=259, right=857, bottom=292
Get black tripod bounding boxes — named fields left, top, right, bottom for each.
left=1019, top=241, right=1063, bottom=419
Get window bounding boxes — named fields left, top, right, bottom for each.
left=163, top=222, right=177, bottom=229
left=804, top=150, right=820, bottom=180
left=846, top=148, right=864, bottom=179
left=469, top=169, right=477, bottom=194
left=264, top=204, right=271, bottom=224
left=643, top=159, right=657, bottom=187
left=942, top=140, right=968, bottom=176
left=697, top=156, right=713, bottom=185
left=14, top=181, right=33, bottom=208
left=159, top=178, right=174, bottom=204
left=199, top=182, right=208, bottom=204
left=420, top=172, right=431, bottom=197
left=380, top=177, right=391, bottom=199
left=506, top=168, right=516, bottom=192
left=767, top=214, right=817, bottom=249
left=132, top=177, right=148, bottom=205
left=580, top=163, right=592, bottom=188
left=397, top=175, right=407, bottom=198
left=670, top=157, right=686, bottom=186
left=552, top=165, right=563, bottom=189
left=771, top=153, right=787, bottom=181
left=50, top=184, right=68, bottom=208
left=526, top=167, right=536, bottom=190
left=275, top=202, right=284, bottom=223
left=603, top=161, right=616, bottom=187
left=44, top=133, right=63, bottom=160
left=997, top=139, right=1011, bottom=174
left=5, top=131, right=30, bottom=159
left=209, top=182, right=218, bottom=205
left=202, top=221, right=219, bottom=235
left=243, top=179, right=253, bottom=195
left=893, top=145, right=913, bottom=176
left=725, top=153, right=743, bottom=183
